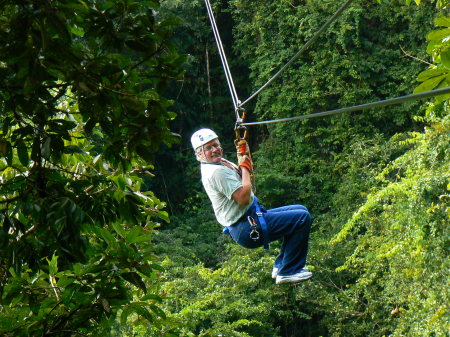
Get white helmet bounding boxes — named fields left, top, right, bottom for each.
left=191, top=128, right=219, bottom=150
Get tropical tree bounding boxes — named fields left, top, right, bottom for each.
left=0, top=0, right=183, bottom=335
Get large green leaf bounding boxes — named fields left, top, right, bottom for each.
left=427, top=28, right=450, bottom=42
left=16, top=140, right=29, bottom=167
left=41, top=137, right=51, bottom=159
left=440, top=48, right=450, bottom=68
left=112, top=222, right=126, bottom=238
left=125, top=226, right=144, bottom=244
left=121, top=272, right=147, bottom=293
left=435, top=16, right=450, bottom=27
left=413, top=74, right=447, bottom=93
left=417, top=68, right=447, bottom=82
left=99, top=228, right=117, bottom=247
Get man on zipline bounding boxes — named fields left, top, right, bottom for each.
left=191, top=128, right=312, bottom=284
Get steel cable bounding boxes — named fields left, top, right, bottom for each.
left=204, top=0, right=240, bottom=118
left=240, top=87, right=450, bottom=126
left=239, top=0, right=354, bottom=108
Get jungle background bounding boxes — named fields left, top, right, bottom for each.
left=0, top=0, right=448, bottom=336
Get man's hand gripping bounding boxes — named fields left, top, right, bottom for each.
left=236, top=139, right=253, bottom=174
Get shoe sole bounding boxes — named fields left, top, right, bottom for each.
left=275, top=274, right=312, bottom=284
left=272, top=267, right=310, bottom=279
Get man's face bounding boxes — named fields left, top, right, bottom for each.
left=203, top=138, right=223, bottom=163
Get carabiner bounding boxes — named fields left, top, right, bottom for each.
left=234, top=125, right=248, bottom=153
left=247, top=216, right=260, bottom=241
left=235, top=125, right=247, bottom=140
left=235, top=106, right=246, bottom=127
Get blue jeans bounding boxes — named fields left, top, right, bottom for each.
left=227, top=199, right=312, bottom=276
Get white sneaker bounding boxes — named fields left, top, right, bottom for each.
left=272, top=266, right=309, bottom=279
left=275, top=268, right=312, bottom=284
left=272, top=267, right=279, bottom=279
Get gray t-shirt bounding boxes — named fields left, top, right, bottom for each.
left=201, top=161, right=254, bottom=227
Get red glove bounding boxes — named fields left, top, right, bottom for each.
left=238, top=155, right=253, bottom=174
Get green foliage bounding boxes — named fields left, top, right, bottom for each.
left=151, top=107, right=448, bottom=337
left=152, top=241, right=321, bottom=337
left=0, top=0, right=183, bottom=335
left=154, top=193, right=229, bottom=269
left=329, top=106, right=449, bottom=336
left=414, top=15, right=450, bottom=102
left=229, top=0, right=443, bottom=211
left=141, top=0, right=450, bottom=336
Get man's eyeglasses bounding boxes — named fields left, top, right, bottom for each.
left=203, top=143, right=221, bottom=152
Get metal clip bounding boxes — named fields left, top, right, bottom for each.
left=235, top=125, right=247, bottom=140
left=247, top=216, right=260, bottom=241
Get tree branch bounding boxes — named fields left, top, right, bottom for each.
left=46, top=305, right=83, bottom=335
left=400, top=46, right=432, bottom=65
left=128, top=45, right=166, bottom=73
left=47, top=331, right=88, bottom=337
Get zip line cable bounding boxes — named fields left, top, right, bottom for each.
left=205, top=0, right=239, bottom=108
left=204, top=0, right=241, bottom=119
left=204, top=1, right=448, bottom=130
left=239, top=0, right=354, bottom=108
left=205, top=0, right=239, bottom=110
left=240, top=87, right=450, bottom=126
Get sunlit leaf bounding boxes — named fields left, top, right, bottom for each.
left=68, top=25, right=85, bottom=37
left=434, top=16, right=450, bottom=27
left=417, top=68, right=446, bottom=82
left=427, top=28, right=450, bottom=42
left=47, top=253, right=59, bottom=276
left=440, top=48, right=450, bottom=67
left=111, top=222, right=126, bottom=238
left=413, top=74, right=447, bottom=93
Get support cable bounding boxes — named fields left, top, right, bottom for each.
left=239, top=0, right=354, bottom=108
left=240, top=87, right=450, bottom=126
left=204, top=0, right=241, bottom=119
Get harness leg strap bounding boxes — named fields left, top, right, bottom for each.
left=254, top=201, right=269, bottom=250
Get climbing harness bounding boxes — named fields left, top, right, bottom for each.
left=253, top=197, right=269, bottom=249
left=201, top=159, right=241, bottom=177
left=223, top=198, right=270, bottom=250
